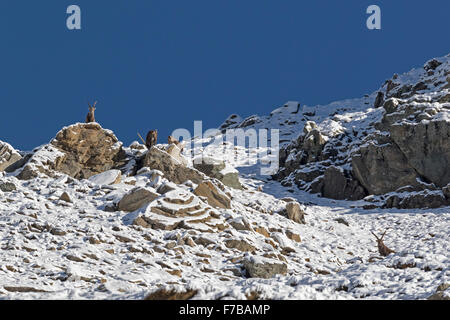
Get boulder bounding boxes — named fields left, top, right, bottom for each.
left=285, top=201, right=306, bottom=224
left=0, top=141, right=22, bottom=172
left=0, top=182, right=16, bottom=192
left=50, top=123, right=127, bottom=179
left=142, top=146, right=205, bottom=185
left=384, top=191, right=448, bottom=209
left=243, top=255, right=287, bottom=279
left=118, top=187, right=159, bottom=212
left=193, top=180, right=231, bottom=209
left=193, top=157, right=242, bottom=189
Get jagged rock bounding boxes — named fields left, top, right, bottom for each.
left=143, top=146, right=205, bottom=184
left=0, top=141, right=22, bottom=172
left=118, top=187, right=159, bottom=212
left=50, top=123, right=127, bottom=179
left=193, top=157, right=242, bottom=189
left=0, top=182, right=16, bottom=192
left=88, top=169, right=122, bottom=185
left=285, top=202, right=306, bottom=224
left=193, top=180, right=231, bottom=209
left=243, top=255, right=287, bottom=279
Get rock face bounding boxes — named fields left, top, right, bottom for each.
left=0, top=141, right=22, bottom=172
left=193, top=157, right=242, bottom=189
left=274, top=54, right=450, bottom=208
left=243, top=255, right=287, bottom=279
left=143, top=146, right=205, bottom=185
left=193, top=180, right=232, bottom=209
left=50, top=123, right=127, bottom=179
left=118, top=187, right=159, bottom=212
left=321, top=166, right=366, bottom=200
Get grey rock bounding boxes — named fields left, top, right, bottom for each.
left=0, top=182, right=16, bottom=192
left=243, top=256, right=287, bottom=279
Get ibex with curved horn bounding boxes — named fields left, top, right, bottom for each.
left=371, top=230, right=395, bottom=257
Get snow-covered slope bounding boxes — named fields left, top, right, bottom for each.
left=0, top=54, right=449, bottom=300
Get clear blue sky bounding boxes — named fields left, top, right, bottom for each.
left=1, top=1, right=449, bottom=150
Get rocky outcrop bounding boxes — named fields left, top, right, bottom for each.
left=193, top=157, right=242, bottom=189
left=50, top=123, right=127, bottom=179
left=0, top=141, right=22, bottom=172
left=142, top=146, right=205, bottom=185
left=14, top=123, right=128, bottom=180
left=319, top=166, right=366, bottom=200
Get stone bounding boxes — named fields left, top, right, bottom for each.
left=193, top=180, right=231, bottom=209
left=225, top=239, right=256, bottom=252
left=0, top=182, right=16, bottom=192
left=0, top=141, right=22, bottom=172
left=60, top=192, right=72, bottom=203
left=143, top=146, right=205, bottom=184
left=194, top=157, right=242, bottom=189
left=118, top=187, right=159, bottom=212
left=285, top=202, right=306, bottom=224
left=243, top=255, right=287, bottom=279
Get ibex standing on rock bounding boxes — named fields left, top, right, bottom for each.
left=371, top=230, right=395, bottom=257
left=86, top=101, right=97, bottom=123
left=145, top=130, right=158, bottom=149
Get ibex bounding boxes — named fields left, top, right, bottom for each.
left=371, top=230, right=395, bottom=257
left=145, top=130, right=158, bottom=149
left=86, top=101, right=97, bottom=123
left=168, top=136, right=185, bottom=152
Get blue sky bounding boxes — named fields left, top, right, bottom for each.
left=1, top=0, right=449, bottom=150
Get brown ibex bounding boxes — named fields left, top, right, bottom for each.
left=371, top=230, right=395, bottom=257
left=145, top=130, right=158, bottom=149
left=86, top=101, right=97, bottom=123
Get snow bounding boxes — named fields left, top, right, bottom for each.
left=0, top=54, right=448, bottom=300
